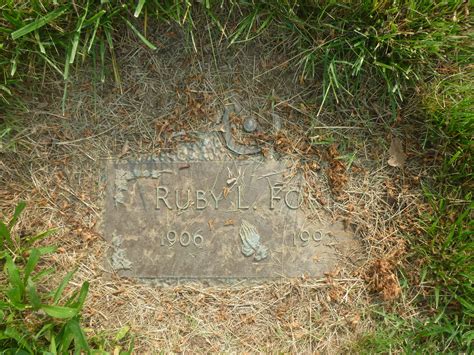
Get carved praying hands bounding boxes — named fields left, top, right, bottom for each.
left=239, top=220, right=268, bottom=261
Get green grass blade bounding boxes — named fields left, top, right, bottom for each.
left=49, top=333, right=58, bottom=354
left=68, top=281, right=89, bottom=311
left=134, top=0, right=146, bottom=18
left=24, top=248, right=40, bottom=283
left=37, top=245, right=58, bottom=256
left=26, top=279, right=42, bottom=310
left=32, top=266, right=55, bottom=282
left=69, top=32, right=81, bottom=65
left=59, top=324, right=74, bottom=353
left=83, top=9, right=106, bottom=27
left=115, top=325, right=130, bottom=341
left=3, top=12, right=23, bottom=28
left=105, top=28, right=122, bottom=92
left=34, top=31, right=46, bottom=54
left=28, top=228, right=57, bottom=245
left=11, top=7, right=68, bottom=40
left=66, top=317, right=89, bottom=351
left=39, top=53, right=63, bottom=76
left=0, top=84, right=12, bottom=95
left=53, top=270, right=76, bottom=304
left=34, top=322, right=54, bottom=341
left=5, top=255, right=23, bottom=303
left=61, top=79, right=68, bottom=114
left=41, top=305, right=78, bottom=319
left=0, top=221, right=12, bottom=249
left=4, top=326, right=33, bottom=353
left=63, top=51, right=70, bottom=80
left=86, top=15, right=102, bottom=54
left=69, top=3, right=89, bottom=65
left=124, top=18, right=157, bottom=50
left=10, top=54, right=17, bottom=77
left=229, top=13, right=253, bottom=45
left=8, top=201, right=26, bottom=230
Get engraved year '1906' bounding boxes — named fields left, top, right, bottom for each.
left=160, top=230, right=203, bottom=247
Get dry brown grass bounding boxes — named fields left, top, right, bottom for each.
left=0, top=23, right=430, bottom=352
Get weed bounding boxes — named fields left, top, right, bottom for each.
left=0, top=203, right=134, bottom=353
left=0, top=202, right=56, bottom=259
left=0, top=203, right=90, bottom=352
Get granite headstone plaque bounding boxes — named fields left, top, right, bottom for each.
left=103, top=158, right=357, bottom=280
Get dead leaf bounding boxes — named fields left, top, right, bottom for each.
left=223, top=186, right=230, bottom=198
left=388, top=137, right=406, bottom=168
left=208, top=219, right=215, bottom=231
left=119, top=140, right=129, bottom=158
left=224, top=219, right=234, bottom=226
left=326, top=144, right=348, bottom=196
left=226, top=177, right=237, bottom=186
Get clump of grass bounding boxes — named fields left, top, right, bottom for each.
left=1, top=1, right=150, bottom=105
left=424, top=69, right=473, bottom=186
left=413, top=69, right=473, bottom=351
left=1, top=1, right=470, bottom=109
left=354, top=68, right=473, bottom=352
left=0, top=202, right=134, bottom=353
left=230, top=1, right=470, bottom=109
left=352, top=308, right=472, bottom=352
left=0, top=202, right=90, bottom=352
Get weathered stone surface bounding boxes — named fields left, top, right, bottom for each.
left=103, top=158, right=359, bottom=281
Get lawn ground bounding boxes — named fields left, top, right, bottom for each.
left=0, top=1, right=472, bottom=353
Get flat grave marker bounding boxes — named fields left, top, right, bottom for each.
left=103, top=159, right=358, bottom=281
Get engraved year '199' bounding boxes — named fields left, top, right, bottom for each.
left=292, top=230, right=324, bottom=246
left=160, top=230, right=203, bottom=247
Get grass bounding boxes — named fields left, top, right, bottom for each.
left=412, top=70, right=473, bottom=351
left=0, top=202, right=92, bottom=353
left=353, top=310, right=472, bottom=352
left=353, top=67, right=473, bottom=352
left=1, top=1, right=471, bottom=106
left=0, top=0, right=472, bottom=352
left=0, top=203, right=134, bottom=353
